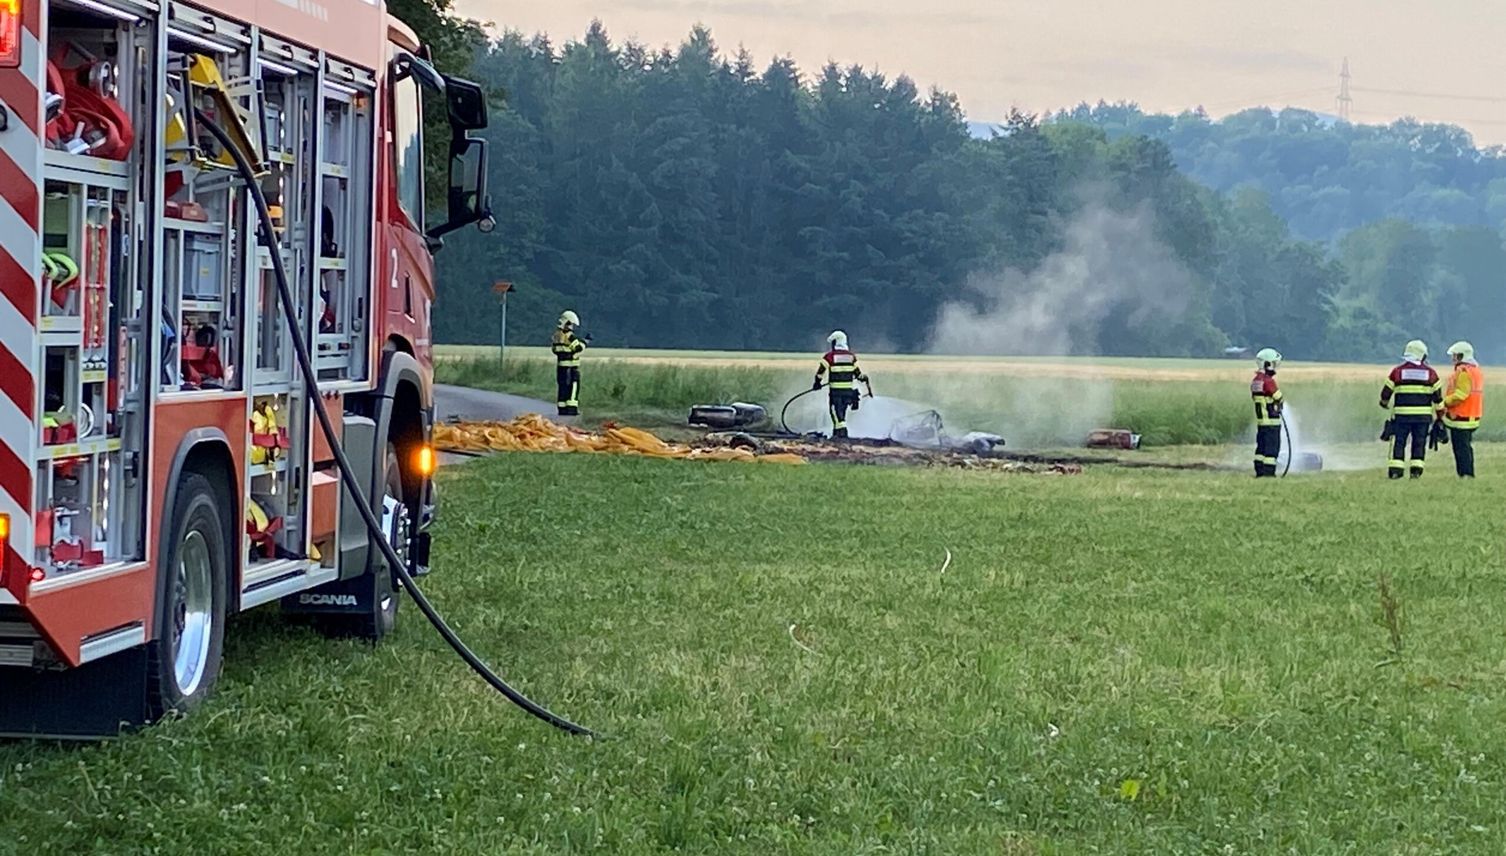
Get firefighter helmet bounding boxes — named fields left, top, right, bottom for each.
left=1404, top=339, right=1428, bottom=361
left=1449, top=341, right=1475, bottom=362
left=1255, top=347, right=1283, bottom=371
left=827, top=330, right=848, bottom=350
left=559, top=310, right=580, bottom=329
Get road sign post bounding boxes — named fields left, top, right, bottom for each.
left=493, top=281, right=514, bottom=366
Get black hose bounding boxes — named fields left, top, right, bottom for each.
left=196, top=111, right=596, bottom=737
left=1279, top=414, right=1293, bottom=478
left=780, top=386, right=822, bottom=434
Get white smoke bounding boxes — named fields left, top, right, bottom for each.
left=917, top=197, right=1200, bottom=447
left=778, top=386, right=930, bottom=441
left=1277, top=404, right=1375, bottom=472
left=927, top=200, right=1198, bottom=357
left=781, top=197, right=1211, bottom=448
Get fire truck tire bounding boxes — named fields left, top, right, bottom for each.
left=318, top=444, right=403, bottom=640
left=146, top=472, right=229, bottom=718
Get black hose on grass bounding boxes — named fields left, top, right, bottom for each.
left=197, top=111, right=596, bottom=737
left=780, top=386, right=822, bottom=435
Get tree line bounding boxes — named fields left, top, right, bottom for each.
left=1053, top=102, right=1506, bottom=242
left=427, top=23, right=1506, bottom=362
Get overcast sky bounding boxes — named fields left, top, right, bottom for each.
left=451, top=0, right=1506, bottom=144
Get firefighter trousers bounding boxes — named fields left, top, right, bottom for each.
left=556, top=365, right=580, bottom=416
left=1254, top=424, right=1281, bottom=477
left=1388, top=419, right=1429, bottom=479
left=828, top=390, right=857, bottom=439
left=1450, top=426, right=1476, bottom=478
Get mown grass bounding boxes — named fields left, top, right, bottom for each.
left=4, top=449, right=1506, bottom=852
left=437, top=355, right=1505, bottom=447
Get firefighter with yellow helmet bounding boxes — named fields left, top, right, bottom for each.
left=551, top=310, right=589, bottom=416
left=1249, top=347, right=1284, bottom=477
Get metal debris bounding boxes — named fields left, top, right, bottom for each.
left=1086, top=429, right=1141, bottom=450
left=689, top=402, right=768, bottom=430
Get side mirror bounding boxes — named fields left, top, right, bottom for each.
left=393, top=52, right=444, bottom=92
left=427, top=136, right=492, bottom=241
left=443, top=76, right=488, bottom=132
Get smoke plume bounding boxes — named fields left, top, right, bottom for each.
left=928, top=199, right=1198, bottom=357
left=911, top=197, right=1203, bottom=447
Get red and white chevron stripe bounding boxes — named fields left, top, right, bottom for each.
left=0, top=0, right=44, bottom=574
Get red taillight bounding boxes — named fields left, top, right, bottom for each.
left=0, top=0, right=19, bottom=69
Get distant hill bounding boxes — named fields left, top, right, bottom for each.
left=967, top=121, right=1003, bottom=140
left=1046, top=102, right=1506, bottom=243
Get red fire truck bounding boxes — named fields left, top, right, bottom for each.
left=0, top=0, right=491, bottom=736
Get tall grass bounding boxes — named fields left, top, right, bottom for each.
left=436, top=357, right=1501, bottom=447
left=437, top=356, right=787, bottom=415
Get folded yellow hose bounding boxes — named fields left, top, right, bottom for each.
left=434, top=416, right=806, bottom=465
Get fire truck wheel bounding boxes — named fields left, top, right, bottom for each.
left=321, top=444, right=403, bottom=640
left=147, top=472, right=229, bottom=717
left=369, top=444, right=406, bottom=638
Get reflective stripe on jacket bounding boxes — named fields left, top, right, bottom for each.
left=1250, top=371, right=1283, bottom=427
left=815, top=349, right=865, bottom=390
left=552, top=329, right=585, bottom=366
left=1381, top=362, right=1443, bottom=420
left=1444, top=363, right=1484, bottom=429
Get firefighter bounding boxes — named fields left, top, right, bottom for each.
left=1379, top=339, right=1445, bottom=479
left=551, top=310, right=587, bottom=416
left=813, top=330, right=868, bottom=439
left=1250, top=347, right=1284, bottom=477
left=1443, top=340, right=1483, bottom=478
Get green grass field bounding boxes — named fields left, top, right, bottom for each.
left=5, top=449, right=1506, bottom=852
left=436, top=350, right=1506, bottom=447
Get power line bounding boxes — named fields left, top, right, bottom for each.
left=1199, top=87, right=1332, bottom=113
left=1351, top=86, right=1506, bottom=105
left=1349, top=108, right=1506, bottom=128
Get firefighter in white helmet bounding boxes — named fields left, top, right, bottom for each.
left=812, top=330, right=869, bottom=439
left=551, top=311, right=589, bottom=416
left=1380, top=339, right=1445, bottom=479
left=1443, top=340, right=1483, bottom=477
left=1250, top=347, right=1284, bottom=477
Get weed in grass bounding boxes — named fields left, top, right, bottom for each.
left=1378, top=572, right=1406, bottom=661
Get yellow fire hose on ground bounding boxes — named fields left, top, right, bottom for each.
left=434, top=415, right=806, bottom=464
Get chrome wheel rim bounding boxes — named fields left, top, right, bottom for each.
left=173, top=529, right=214, bottom=695
left=381, top=488, right=410, bottom=610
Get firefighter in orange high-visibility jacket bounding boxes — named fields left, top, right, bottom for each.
left=1443, top=341, right=1484, bottom=478
left=1250, top=348, right=1284, bottom=477
left=1380, top=339, right=1446, bottom=480
left=813, top=330, right=868, bottom=439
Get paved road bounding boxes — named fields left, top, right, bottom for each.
left=434, top=384, right=552, bottom=423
